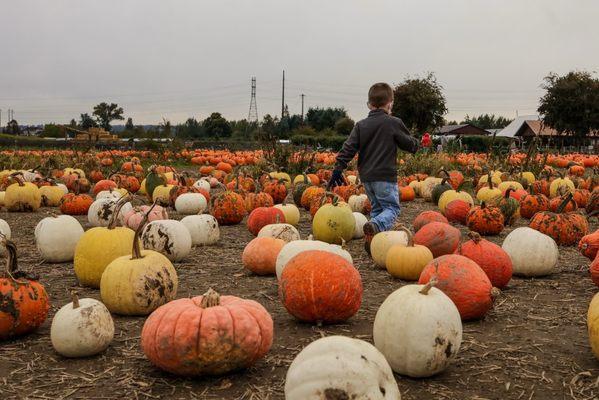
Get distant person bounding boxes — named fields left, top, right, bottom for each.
left=421, top=132, right=432, bottom=149
left=328, top=82, right=419, bottom=251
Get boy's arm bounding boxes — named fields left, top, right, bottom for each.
left=393, top=119, right=419, bottom=153
left=334, top=124, right=360, bottom=171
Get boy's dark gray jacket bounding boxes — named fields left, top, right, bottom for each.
left=334, top=109, right=419, bottom=182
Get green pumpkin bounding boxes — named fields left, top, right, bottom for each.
left=145, top=168, right=166, bottom=201
left=431, top=178, right=453, bottom=205
left=496, top=188, right=520, bottom=226
left=312, top=197, right=355, bottom=244
left=293, top=175, right=311, bottom=206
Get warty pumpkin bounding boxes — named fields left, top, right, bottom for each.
left=455, top=232, right=512, bottom=288
left=529, top=193, right=589, bottom=246
left=579, top=229, right=599, bottom=261
left=279, top=250, right=362, bottom=323
left=0, top=238, right=49, bottom=339
left=373, top=280, right=462, bottom=377
left=418, top=254, right=496, bottom=320
left=466, top=202, right=504, bottom=235
left=141, top=288, right=273, bottom=376
left=519, top=190, right=550, bottom=219
left=210, top=190, right=246, bottom=225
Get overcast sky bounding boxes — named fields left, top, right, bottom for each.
left=1, top=0, right=598, bottom=126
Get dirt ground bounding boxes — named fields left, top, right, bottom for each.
left=0, top=199, right=598, bottom=400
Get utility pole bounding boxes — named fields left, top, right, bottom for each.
left=281, top=70, right=285, bottom=120
left=300, top=94, right=305, bottom=122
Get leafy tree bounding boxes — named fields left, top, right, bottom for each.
left=203, top=112, right=232, bottom=138
left=69, top=119, right=77, bottom=128
left=5, top=120, right=20, bottom=135
left=256, top=114, right=279, bottom=141
left=287, top=114, right=304, bottom=131
left=160, top=118, right=172, bottom=137
left=125, top=117, right=134, bottom=131
left=334, top=117, right=355, bottom=135
left=538, top=71, right=599, bottom=141
left=92, top=102, right=124, bottom=131
left=392, top=72, right=447, bottom=135
left=305, top=107, right=348, bottom=131
left=80, top=113, right=98, bottom=130
left=461, top=114, right=513, bottom=129
left=41, top=124, right=63, bottom=138
left=176, top=117, right=204, bottom=138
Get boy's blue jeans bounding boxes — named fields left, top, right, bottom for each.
left=363, top=181, right=401, bottom=232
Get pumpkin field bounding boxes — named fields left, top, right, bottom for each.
left=0, top=148, right=598, bottom=400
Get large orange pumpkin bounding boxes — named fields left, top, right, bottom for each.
left=141, top=289, right=273, bottom=376
left=444, top=199, right=471, bottom=225
left=0, top=239, right=50, bottom=339
left=413, top=221, right=461, bottom=258
left=455, top=232, right=512, bottom=289
left=210, top=191, right=246, bottom=225
left=413, top=210, right=448, bottom=232
left=244, top=192, right=274, bottom=212
left=466, top=202, right=504, bottom=236
left=529, top=193, right=589, bottom=246
left=418, top=254, right=495, bottom=320
left=60, top=193, right=94, bottom=215
left=263, top=179, right=288, bottom=204
left=279, top=250, right=362, bottom=324
left=519, top=192, right=550, bottom=219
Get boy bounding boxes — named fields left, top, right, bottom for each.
left=329, top=82, right=419, bottom=245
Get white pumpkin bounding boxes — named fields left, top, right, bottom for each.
left=192, top=178, right=211, bottom=192
left=174, top=192, right=207, bottom=215
left=0, top=218, right=11, bottom=256
left=96, top=189, right=125, bottom=200
left=87, top=198, right=132, bottom=227
left=502, top=227, right=558, bottom=277
left=142, top=220, right=192, bottom=262
left=373, top=282, right=462, bottom=378
left=56, top=183, right=69, bottom=195
left=258, top=223, right=300, bottom=242
left=274, top=203, right=300, bottom=226
left=371, top=231, right=409, bottom=268
left=180, top=214, right=220, bottom=246
left=420, top=177, right=443, bottom=202
left=35, top=215, right=84, bottom=263
left=50, top=294, right=114, bottom=358
left=275, top=238, right=353, bottom=280
left=285, top=335, right=400, bottom=400
left=352, top=212, right=368, bottom=239
left=348, top=194, right=369, bottom=213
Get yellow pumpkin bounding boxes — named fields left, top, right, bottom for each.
left=152, top=184, right=175, bottom=204
left=588, top=292, right=599, bottom=360
left=74, top=225, right=135, bottom=288
left=549, top=176, right=574, bottom=198
left=497, top=181, right=524, bottom=192
left=409, top=179, right=424, bottom=197
left=477, top=172, right=502, bottom=186
left=39, top=185, right=65, bottom=207
left=274, top=203, right=300, bottom=226
left=138, top=178, right=147, bottom=195
left=521, top=171, right=536, bottom=185
left=312, top=198, right=354, bottom=244
left=63, top=168, right=86, bottom=178
left=0, top=191, right=5, bottom=207
left=5, top=178, right=41, bottom=212
left=438, top=188, right=474, bottom=213
left=385, top=229, right=433, bottom=280
left=0, top=169, right=17, bottom=180
left=370, top=230, right=409, bottom=268
left=100, top=239, right=178, bottom=316
left=270, top=172, right=292, bottom=188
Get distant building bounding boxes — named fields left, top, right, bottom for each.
left=434, top=124, right=491, bottom=137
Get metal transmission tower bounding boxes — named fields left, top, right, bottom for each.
left=247, top=77, right=258, bottom=123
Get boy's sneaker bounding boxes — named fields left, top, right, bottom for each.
left=363, top=222, right=379, bottom=256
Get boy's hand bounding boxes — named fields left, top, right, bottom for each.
left=327, top=169, right=345, bottom=190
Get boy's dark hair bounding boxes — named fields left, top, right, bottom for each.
left=368, top=83, right=394, bottom=108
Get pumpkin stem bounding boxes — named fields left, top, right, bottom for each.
left=71, top=290, right=80, bottom=309
left=504, top=188, right=514, bottom=199
left=556, top=192, right=574, bottom=214
left=0, top=235, right=36, bottom=283
left=487, top=172, right=494, bottom=189
left=419, top=277, right=438, bottom=295
left=131, top=201, right=158, bottom=260
left=200, top=288, right=221, bottom=308
left=467, top=231, right=482, bottom=243
left=396, top=225, right=414, bottom=247
left=107, top=195, right=131, bottom=230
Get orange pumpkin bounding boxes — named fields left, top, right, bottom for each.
left=301, top=186, right=325, bottom=210
left=244, top=192, right=274, bottom=212
left=529, top=193, right=589, bottom=246
left=0, top=239, right=50, bottom=339
left=579, top=230, right=599, bottom=260
left=413, top=211, right=448, bottom=232
left=279, top=250, right=362, bottom=324
left=455, top=232, right=512, bottom=289
left=247, top=207, right=285, bottom=236
left=444, top=199, right=471, bottom=225
left=413, top=221, right=461, bottom=258
left=419, top=254, right=495, bottom=320
left=549, top=194, right=577, bottom=212
left=93, top=179, right=118, bottom=195
left=466, top=203, right=504, bottom=235
left=242, top=237, right=285, bottom=275
left=263, top=179, right=288, bottom=204
left=60, top=193, right=93, bottom=215
left=519, top=191, right=550, bottom=219
left=399, top=185, right=416, bottom=202
left=141, top=289, right=273, bottom=376
left=210, top=191, right=246, bottom=225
